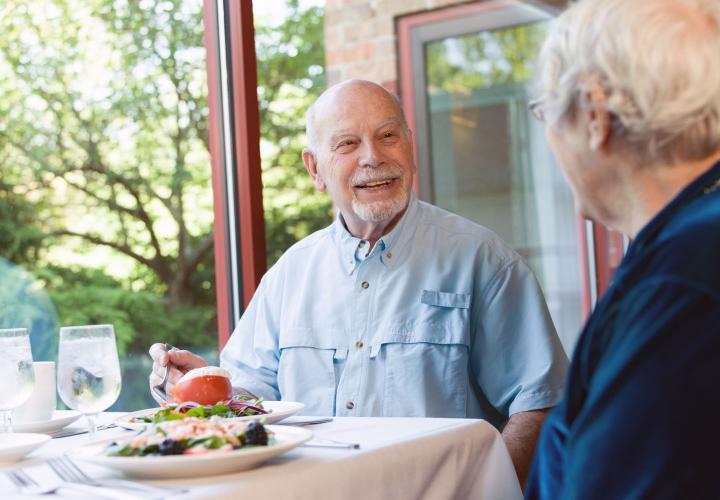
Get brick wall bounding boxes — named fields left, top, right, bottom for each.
left=324, top=0, right=567, bottom=87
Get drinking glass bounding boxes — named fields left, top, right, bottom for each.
left=0, top=328, right=35, bottom=432
left=57, top=325, right=121, bottom=438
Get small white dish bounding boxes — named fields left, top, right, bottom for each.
left=68, top=425, right=312, bottom=478
left=13, top=410, right=82, bottom=434
left=115, top=401, right=305, bottom=431
left=0, top=433, right=51, bottom=463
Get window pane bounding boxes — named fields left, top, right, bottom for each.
left=425, top=23, right=584, bottom=352
left=254, top=1, right=333, bottom=267
left=0, top=0, right=217, bottom=410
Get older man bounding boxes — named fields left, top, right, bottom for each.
left=525, top=0, right=720, bottom=498
left=150, top=79, right=567, bottom=483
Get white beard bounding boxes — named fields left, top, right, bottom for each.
left=351, top=185, right=410, bottom=222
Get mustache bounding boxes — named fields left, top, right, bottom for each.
left=349, top=166, right=404, bottom=187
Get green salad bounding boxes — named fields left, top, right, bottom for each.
left=132, top=396, right=268, bottom=424
left=107, top=417, right=272, bottom=457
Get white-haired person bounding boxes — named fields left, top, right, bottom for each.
left=525, top=0, right=720, bottom=498
left=150, top=79, right=569, bottom=485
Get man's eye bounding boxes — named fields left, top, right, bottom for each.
left=336, top=140, right=355, bottom=149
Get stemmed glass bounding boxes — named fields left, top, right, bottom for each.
left=0, top=328, right=35, bottom=433
left=57, top=325, right=121, bottom=438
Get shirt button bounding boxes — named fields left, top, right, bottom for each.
left=386, top=251, right=392, bottom=258
left=346, top=401, right=355, bottom=410
left=361, top=281, right=369, bottom=289
left=355, top=340, right=364, bottom=348
left=358, top=241, right=365, bottom=248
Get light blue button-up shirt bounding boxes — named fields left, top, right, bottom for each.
left=220, top=195, right=568, bottom=426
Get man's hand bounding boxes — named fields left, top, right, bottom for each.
left=501, top=408, right=549, bottom=490
left=148, top=343, right=208, bottom=404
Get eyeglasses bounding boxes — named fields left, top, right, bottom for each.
left=528, top=99, right=545, bottom=122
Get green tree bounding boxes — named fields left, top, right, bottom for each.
left=0, top=0, right=328, bottom=410
left=255, top=0, right=333, bottom=266
left=0, top=0, right=214, bottom=311
left=0, top=0, right=328, bottom=365
left=426, top=23, right=548, bottom=93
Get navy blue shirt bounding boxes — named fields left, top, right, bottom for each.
left=526, top=161, right=720, bottom=499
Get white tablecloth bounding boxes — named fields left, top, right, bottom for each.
left=1, top=415, right=522, bottom=500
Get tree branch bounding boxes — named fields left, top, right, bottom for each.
left=52, top=229, right=156, bottom=271
left=185, top=234, right=214, bottom=275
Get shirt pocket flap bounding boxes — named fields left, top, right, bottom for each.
left=421, top=290, right=471, bottom=309
left=369, top=323, right=469, bottom=358
left=279, top=327, right=348, bottom=360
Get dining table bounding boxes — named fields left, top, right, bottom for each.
left=0, top=413, right=522, bottom=500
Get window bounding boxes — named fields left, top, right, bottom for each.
left=1, top=0, right=329, bottom=411
left=0, top=0, right=217, bottom=410
left=398, top=1, right=586, bottom=352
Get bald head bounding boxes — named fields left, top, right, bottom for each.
left=305, top=79, right=409, bottom=153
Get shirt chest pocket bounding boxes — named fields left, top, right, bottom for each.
left=373, top=290, right=472, bottom=417
left=277, top=327, right=340, bottom=416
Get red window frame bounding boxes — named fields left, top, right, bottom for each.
left=203, top=0, right=266, bottom=349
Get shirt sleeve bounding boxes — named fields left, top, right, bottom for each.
left=219, top=274, right=282, bottom=400
left=471, top=257, right=568, bottom=416
left=558, top=281, right=720, bottom=499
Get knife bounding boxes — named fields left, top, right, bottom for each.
left=50, top=423, right=120, bottom=439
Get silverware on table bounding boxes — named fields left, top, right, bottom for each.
left=5, top=466, right=145, bottom=499
left=6, top=468, right=54, bottom=496
left=48, top=455, right=188, bottom=498
left=280, top=417, right=334, bottom=426
left=51, top=422, right=119, bottom=439
left=303, top=437, right=361, bottom=449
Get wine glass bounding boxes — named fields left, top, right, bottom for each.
left=0, top=328, right=35, bottom=433
left=57, top=325, right=121, bottom=438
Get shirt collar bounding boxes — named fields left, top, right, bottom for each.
left=331, top=192, right=420, bottom=275
left=627, top=159, right=720, bottom=259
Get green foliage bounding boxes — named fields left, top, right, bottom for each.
left=0, top=185, right=46, bottom=263
left=255, top=0, right=333, bottom=265
left=426, top=23, right=548, bottom=93
left=0, top=0, right=328, bottom=409
left=0, top=0, right=213, bottom=309
left=36, top=265, right=215, bottom=355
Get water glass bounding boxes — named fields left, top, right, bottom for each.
left=57, top=325, right=121, bottom=438
left=0, top=328, right=35, bottom=432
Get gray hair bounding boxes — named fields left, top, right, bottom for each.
left=535, top=0, right=720, bottom=164
left=305, top=79, right=409, bottom=154
left=305, top=100, right=320, bottom=153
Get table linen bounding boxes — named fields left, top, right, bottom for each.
left=0, top=415, right=521, bottom=500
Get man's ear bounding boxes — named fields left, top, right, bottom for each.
left=302, top=148, right=327, bottom=192
left=581, top=89, right=611, bottom=151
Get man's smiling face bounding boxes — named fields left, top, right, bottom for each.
left=305, top=81, right=416, bottom=233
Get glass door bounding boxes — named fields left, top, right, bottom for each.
left=398, top=1, right=587, bottom=353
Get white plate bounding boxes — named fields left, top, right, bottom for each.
left=0, top=433, right=51, bottom=463
left=68, top=425, right=312, bottom=478
left=12, top=410, right=83, bottom=434
left=115, top=401, right=305, bottom=431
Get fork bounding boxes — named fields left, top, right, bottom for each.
left=48, top=455, right=188, bottom=497
left=151, top=343, right=176, bottom=403
left=6, top=468, right=55, bottom=495
left=5, top=467, right=142, bottom=499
